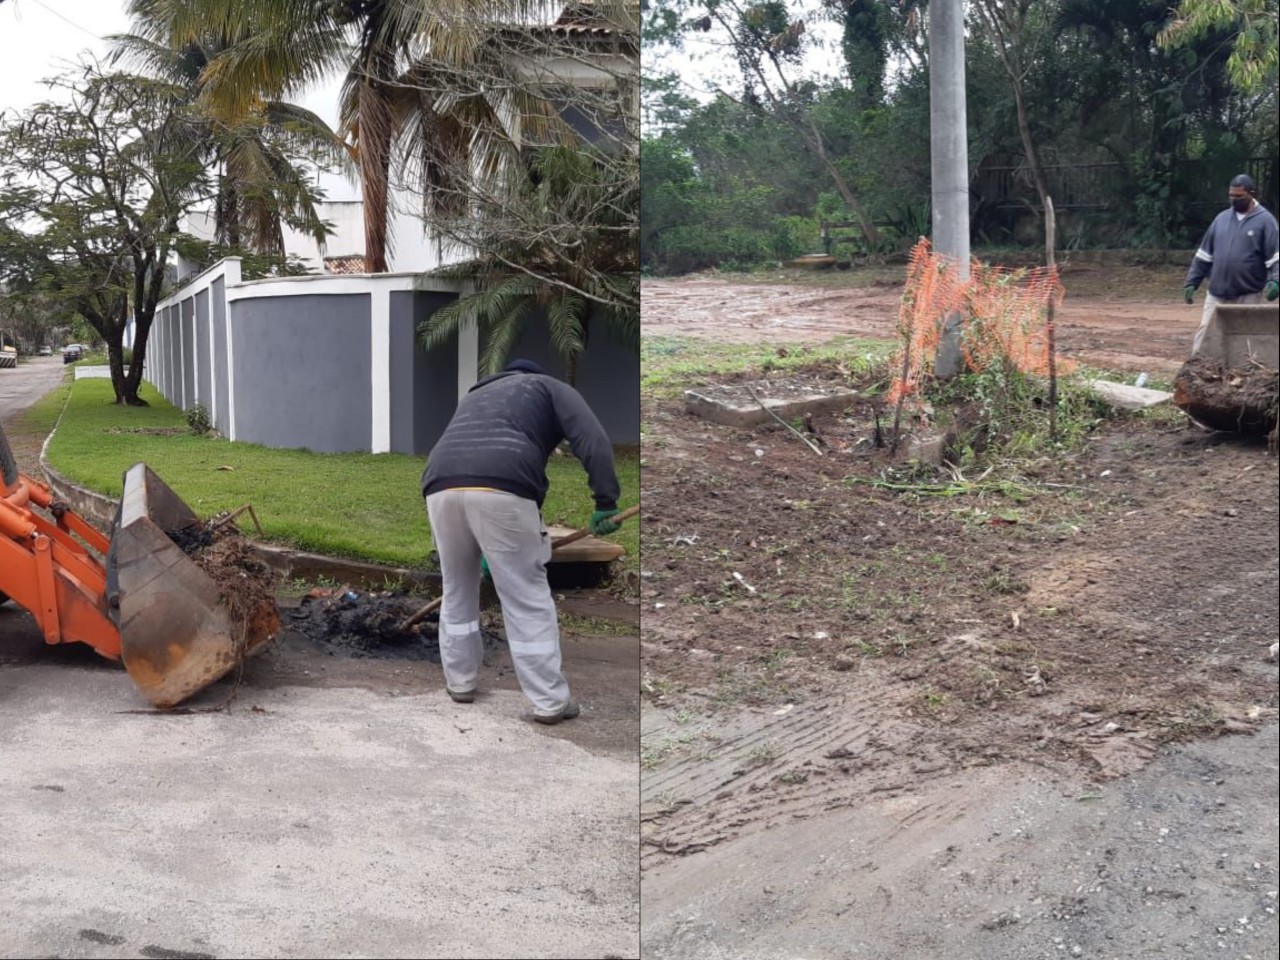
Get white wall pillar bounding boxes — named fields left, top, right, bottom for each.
left=371, top=286, right=392, bottom=454
left=191, top=296, right=201, bottom=412
left=224, top=259, right=242, bottom=441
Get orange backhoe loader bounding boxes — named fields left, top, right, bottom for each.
left=1, top=420, right=274, bottom=707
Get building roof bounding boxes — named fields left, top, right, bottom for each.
left=324, top=255, right=367, bottom=275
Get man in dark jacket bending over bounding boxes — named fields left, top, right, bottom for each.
left=421, top=359, right=621, bottom=724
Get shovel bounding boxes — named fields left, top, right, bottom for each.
left=400, top=503, right=640, bottom=630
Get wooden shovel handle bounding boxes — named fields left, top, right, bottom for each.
left=549, top=503, right=641, bottom=549
left=399, top=503, right=640, bottom=630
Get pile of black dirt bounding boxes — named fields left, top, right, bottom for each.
left=285, top=590, right=448, bottom=661
left=167, top=522, right=218, bottom=556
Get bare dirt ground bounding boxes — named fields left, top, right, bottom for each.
left=641, top=262, right=1198, bottom=375
left=639, top=265, right=1279, bottom=959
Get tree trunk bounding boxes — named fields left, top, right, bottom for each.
left=976, top=2, right=1051, bottom=219
left=1010, top=78, right=1051, bottom=218
left=809, top=130, right=882, bottom=249
left=226, top=183, right=241, bottom=249
left=122, top=318, right=151, bottom=408
left=359, top=80, right=393, bottom=273
left=107, top=327, right=129, bottom=405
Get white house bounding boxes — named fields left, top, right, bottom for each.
left=174, top=194, right=451, bottom=280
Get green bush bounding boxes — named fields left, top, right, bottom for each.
left=185, top=403, right=212, bottom=435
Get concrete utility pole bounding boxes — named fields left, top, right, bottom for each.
left=929, top=0, right=970, bottom=377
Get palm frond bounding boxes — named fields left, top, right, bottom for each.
left=478, top=296, right=532, bottom=375
left=546, top=291, right=588, bottom=361
left=416, top=272, right=532, bottom=351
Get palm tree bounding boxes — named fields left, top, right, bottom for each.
left=120, top=0, right=511, bottom=272
left=416, top=142, right=639, bottom=384
left=110, top=20, right=349, bottom=259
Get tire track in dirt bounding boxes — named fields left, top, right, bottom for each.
left=641, top=692, right=971, bottom=868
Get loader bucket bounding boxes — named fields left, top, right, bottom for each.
left=1194, top=303, right=1279, bottom=369
left=108, top=463, right=277, bottom=708
left=1175, top=304, right=1280, bottom=434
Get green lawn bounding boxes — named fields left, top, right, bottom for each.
left=642, top=334, right=895, bottom=397
left=44, top=379, right=639, bottom=570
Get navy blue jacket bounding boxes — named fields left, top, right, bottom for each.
left=422, top=371, right=619, bottom=510
left=1184, top=204, right=1280, bottom=299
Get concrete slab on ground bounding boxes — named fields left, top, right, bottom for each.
left=1087, top=379, right=1174, bottom=411
left=684, top=379, right=860, bottom=428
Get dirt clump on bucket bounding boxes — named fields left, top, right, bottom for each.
left=1173, top=355, right=1279, bottom=435
left=169, top=519, right=281, bottom=643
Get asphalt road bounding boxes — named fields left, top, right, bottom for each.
left=0, top=355, right=67, bottom=420
left=1, top=355, right=642, bottom=959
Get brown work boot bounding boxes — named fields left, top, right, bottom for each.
left=447, top=688, right=476, bottom=704
left=534, top=700, right=580, bottom=725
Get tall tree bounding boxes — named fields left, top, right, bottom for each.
left=645, top=0, right=883, bottom=247
left=0, top=67, right=209, bottom=405
left=416, top=3, right=639, bottom=377
left=971, top=0, right=1056, bottom=225
left=110, top=26, right=349, bottom=257
left=122, top=0, right=560, bottom=274
left=1159, top=0, right=1279, bottom=94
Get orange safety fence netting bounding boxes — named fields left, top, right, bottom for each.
left=887, top=238, right=1073, bottom=409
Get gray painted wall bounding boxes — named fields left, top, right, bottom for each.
left=508, top=311, right=640, bottom=445
left=408, top=291, right=460, bottom=455
left=181, top=298, right=195, bottom=410
left=167, top=305, right=181, bottom=406
left=145, top=269, right=636, bottom=456
left=230, top=293, right=373, bottom=452
left=388, top=291, right=417, bottom=455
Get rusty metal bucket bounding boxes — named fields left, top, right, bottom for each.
left=107, top=463, right=276, bottom=708
left=1194, top=303, right=1279, bottom=368
left=1175, top=303, right=1279, bottom=434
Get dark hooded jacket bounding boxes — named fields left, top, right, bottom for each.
left=1184, top=203, right=1280, bottom=299
left=421, top=370, right=619, bottom=509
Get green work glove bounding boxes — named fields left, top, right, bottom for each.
left=1266, top=280, right=1279, bottom=302
left=480, top=555, right=492, bottom=581
left=589, top=508, right=622, bottom=536
left=1183, top=285, right=1196, bottom=304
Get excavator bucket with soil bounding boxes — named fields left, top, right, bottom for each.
left=1175, top=304, right=1280, bottom=435
left=108, top=463, right=278, bottom=708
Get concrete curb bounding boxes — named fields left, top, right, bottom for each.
left=38, top=438, right=444, bottom=592
left=36, top=418, right=637, bottom=623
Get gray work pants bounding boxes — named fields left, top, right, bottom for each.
left=425, top=489, right=570, bottom=716
left=1193, top=291, right=1263, bottom=355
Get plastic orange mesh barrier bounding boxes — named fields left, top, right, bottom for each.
left=888, top=238, right=1071, bottom=407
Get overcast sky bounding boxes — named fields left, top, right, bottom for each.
left=0, top=0, right=358, bottom=200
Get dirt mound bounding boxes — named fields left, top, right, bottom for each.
left=187, top=533, right=281, bottom=643
left=285, top=590, right=446, bottom=661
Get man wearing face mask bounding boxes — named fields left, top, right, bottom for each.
left=1182, top=173, right=1280, bottom=355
